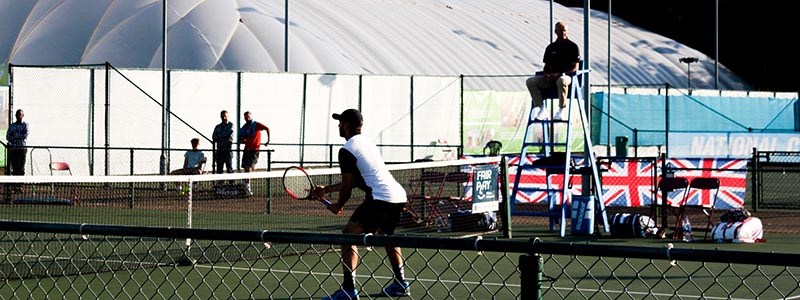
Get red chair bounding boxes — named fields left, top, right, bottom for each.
left=406, top=171, right=446, bottom=225
left=675, top=177, right=720, bottom=240
left=49, top=161, right=79, bottom=204
left=50, top=162, right=73, bottom=176
left=436, top=171, right=471, bottom=212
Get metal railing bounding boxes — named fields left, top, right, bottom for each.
left=2, top=221, right=799, bottom=299
left=5, top=143, right=461, bottom=176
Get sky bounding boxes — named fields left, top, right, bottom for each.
left=557, top=0, right=798, bottom=92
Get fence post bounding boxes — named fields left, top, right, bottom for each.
left=519, top=253, right=543, bottom=300
left=129, top=148, right=135, bottom=209
left=751, top=147, right=759, bottom=212
left=500, top=155, right=512, bottom=238
left=329, top=144, right=334, bottom=168
left=410, top=75, right=415, bottom=161
left=633, top=128, right=639, bottom=158
left=266, top=149, right=272, bottom=214
left=659, top=153, right=669, bottom=231
left=664, top=83, right=670, bottom=158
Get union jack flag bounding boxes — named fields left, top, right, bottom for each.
left=600, top=160, right=657, bottom=207
left=507, top=154, right=582, bottom=205
left=475, top=155, right=746, bottom=210
left=664, top=158, right=747, bottom=209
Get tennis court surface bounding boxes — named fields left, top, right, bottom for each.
left=2, top=157, right=800, bottom=299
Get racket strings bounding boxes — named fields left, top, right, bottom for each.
left=283, top=169, right=314, bottom=199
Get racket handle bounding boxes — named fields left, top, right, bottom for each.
left=321, top=199, right=332, bottom=207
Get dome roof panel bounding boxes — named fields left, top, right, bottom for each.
left=2, top=0, right=750, bottom=90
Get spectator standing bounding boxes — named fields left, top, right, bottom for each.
left=6, top=109, right=29, bottom=178
left=238, top=111, right=270, bottom=195
left=212, top=110, right=234, bottom=174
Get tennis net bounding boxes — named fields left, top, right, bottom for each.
left=0, top=156, right=504, bottom=234
left=0, top=156, right=504, bottom=279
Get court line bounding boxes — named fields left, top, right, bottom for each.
left=3, top=252, right=172, bottom=267
left=194, top=263, right=755, bottom=299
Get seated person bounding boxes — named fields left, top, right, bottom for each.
left=525, top=21, right=581, bottom=121
left=170, top=138, right=207, bottom=175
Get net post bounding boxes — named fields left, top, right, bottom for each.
left=187, top=176, right=193, bottom=230
left=519, top=252, right=543, bottom=300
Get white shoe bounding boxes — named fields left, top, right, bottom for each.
left=532, top=106, right=548, bottom=120
left=553, top=108, right=566, bottom=121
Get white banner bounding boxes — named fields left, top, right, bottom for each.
left=669, top=132, right=800, bottom=158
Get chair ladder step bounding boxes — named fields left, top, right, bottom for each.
left=513, top=210, right=564, bottom=217
left=530, top=119, right=570, bottom=124
left=523, top=142, right=569, bottom=147
left=524, top=188, right=565, bottom=193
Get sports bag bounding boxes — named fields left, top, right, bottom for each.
left=610, top=213, right=657, bottom=238
left=718, top=208, right=751, bottom=223
left=448, top=211, right=497, bottom=232
left=711, top=217, right=764, bottom=243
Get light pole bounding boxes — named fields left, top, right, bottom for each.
left=679, top=57, right=699, bottom=89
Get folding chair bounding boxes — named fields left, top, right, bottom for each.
left=438, top=171, right=471, bottom=208
left=483, top=140, right=502, bottom=156
left=675, top=177, right=720, bottom=241
left=415, top=170, right=473, bottom=230
left=654, top=177, right=689, bottom=239
left=50, top=162, right=73, bottom=176
left=49, top=161, right=79, bottom=204
left=406, top=171, right=446, bottom=226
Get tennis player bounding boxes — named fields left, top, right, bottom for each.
left=314, top=108, right=411, bottom=300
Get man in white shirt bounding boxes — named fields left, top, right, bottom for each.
left=315, top=109, right=410, bottom=300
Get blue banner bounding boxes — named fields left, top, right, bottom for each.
left=471, top=164, right=499, bottom=213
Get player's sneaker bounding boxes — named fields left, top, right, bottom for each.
left=245, top=183, right=253, bottom=196
left=382, top=280, right=411, bottom=297
left=321, top=288, right=359, bottom=300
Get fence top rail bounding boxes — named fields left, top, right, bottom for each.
left=1, top=221, right=799, bottom=267
left=758, top=151, right=800, bottom=155
left=9, top=63, right=108, bottom=69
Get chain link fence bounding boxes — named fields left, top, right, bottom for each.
left=2, top=221, right=799, bottom=299
left=752, top=151, right=800, bottom=210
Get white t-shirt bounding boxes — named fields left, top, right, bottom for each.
left=340, top=135, right=407, bottom=203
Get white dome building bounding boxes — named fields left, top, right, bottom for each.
left=1, top=0, right=749, bottom=90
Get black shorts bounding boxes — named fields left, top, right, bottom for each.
left=350, top=200, right=406, bottom=235
left=242, top=150, right=259, bottom=169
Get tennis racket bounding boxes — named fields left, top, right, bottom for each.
left=282, top=166, right=332, bottom=207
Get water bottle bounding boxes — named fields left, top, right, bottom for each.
left=435, top=216, right=444, bottom=232
left=681, top=216, right=693, bottom=242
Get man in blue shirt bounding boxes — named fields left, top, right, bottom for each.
left=212, top=110, right=234, bottom=174
left=6, top=109, right=29, bottom=177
